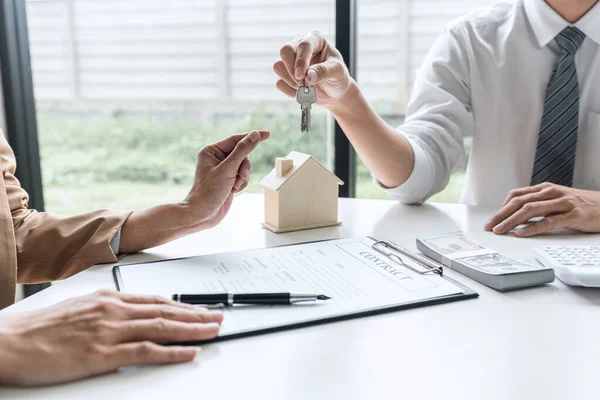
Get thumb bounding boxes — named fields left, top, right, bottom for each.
left=222, top=130, right=261, bottom=170
left=305, top=59, right=347, bottom=86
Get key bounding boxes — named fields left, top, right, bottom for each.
left=296, top=84, right=317, bottom=133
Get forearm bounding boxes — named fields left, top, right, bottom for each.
left=328, top=80, right=415, bottom=188
left=119, top=202, right=206, bottom=254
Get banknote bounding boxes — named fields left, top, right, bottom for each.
left=457, top=253, right=545, bottom=274
left=422, top=233, right=484, bottom=255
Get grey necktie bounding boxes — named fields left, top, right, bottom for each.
left=531, top=26, right=585, bottom=187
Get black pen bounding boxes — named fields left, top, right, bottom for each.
left=172, top=292, right=331, bottom=306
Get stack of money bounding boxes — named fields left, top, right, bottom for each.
left=416, top=232, right=554, bottom=291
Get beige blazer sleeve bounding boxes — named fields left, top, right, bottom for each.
left=1, top=133, right=131, bottom=307
left=0, top=149, right=17, bottom=309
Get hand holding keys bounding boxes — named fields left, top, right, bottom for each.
left=275, top=31, right=352, bottom=133
left=296, top=81, right=317, bottom=133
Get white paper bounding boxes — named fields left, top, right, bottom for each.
left=118, top=237, right=465, bottom=336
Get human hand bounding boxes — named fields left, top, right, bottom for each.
left=484, top=183, right=600, bottom=237
left=274, top=30, right=352, bottom=108
left=183, top=130, right=270, bottom=229
left=0, top=290, right=223, bottom=386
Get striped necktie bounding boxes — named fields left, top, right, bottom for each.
left=531, top=26, right=586, bottom=187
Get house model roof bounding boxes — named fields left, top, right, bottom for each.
left=259, top=151, right=344, bottom=192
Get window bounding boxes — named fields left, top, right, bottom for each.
left=26, top=0, right=335, bottom=216
left=355, top=0, right=495, bottom=202
left=25, top=0, right=502, bottom=214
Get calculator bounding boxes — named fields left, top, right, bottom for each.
left=533, top=246, right=600, bottom=287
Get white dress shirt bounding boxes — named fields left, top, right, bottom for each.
left=110, top=228, right=121, bottom=255
left=379, top=0, right=600, bottom=206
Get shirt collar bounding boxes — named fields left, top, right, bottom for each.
left=574, top=2, right=600, bottom=44
left=524, top=0, right=600, bottom=47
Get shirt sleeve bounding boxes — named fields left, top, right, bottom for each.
left=372, top=134, right=433, bottom=203
left=376, top=25, right=474, bottom=204
left=110, top=228, right=122, bottom=255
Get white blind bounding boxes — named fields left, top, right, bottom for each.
left=26, top=0, right=498, bottom=111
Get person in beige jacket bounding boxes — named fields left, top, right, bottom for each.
left=0, top=129, right=269, bottom=386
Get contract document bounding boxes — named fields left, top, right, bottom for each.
left=113, top=237, right=477, bottom=341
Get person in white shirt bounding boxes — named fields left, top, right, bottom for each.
left=273, top=0, right=600, bottom=237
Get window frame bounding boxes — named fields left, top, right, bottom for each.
left=334, top=0, right=357, bottom=198
left=0, top=0, right=49, bottom=297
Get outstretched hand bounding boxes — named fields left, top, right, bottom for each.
left=118, top=130, right=269, bottom=254
left=183, top=130, right=270, bottom=229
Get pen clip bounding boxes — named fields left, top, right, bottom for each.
left=372, top=241, right=443, bottom=276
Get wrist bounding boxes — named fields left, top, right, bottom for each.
left=120, top=201, right=212, bottom=253
left=175, top=200, right=212, bottom=233
left=327, top=78, right=361, bottom=115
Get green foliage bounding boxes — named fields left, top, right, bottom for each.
left=38, top=109, right=330, bottom=189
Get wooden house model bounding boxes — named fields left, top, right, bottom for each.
left=259, top=152, right=344, bottom=233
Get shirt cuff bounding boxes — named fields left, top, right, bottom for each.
left=109, top=228, right=121, bottom=255
left=372, top=133, right=433, bottom=204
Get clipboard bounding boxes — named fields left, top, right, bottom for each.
left=113, top=237, right=478, bottom=345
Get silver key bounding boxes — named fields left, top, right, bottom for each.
left=296, top=85, right=317, bottom=133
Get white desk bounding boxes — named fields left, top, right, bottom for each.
left=1, top=193, right=599, bottom=400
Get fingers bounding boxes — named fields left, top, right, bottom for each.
left=279, top=36, right=303, bottom=82
left=514, top=214, right=569, bottom=237
left=109, top=342, right=200, bottom=368
left=273, top=59, right=299, bottom=90
left=232, top=157, right=250, bottom=190
left=114, top=318, right=221, bottom=344
left=501, top=183, right=552, bottom=207
left=234, top=178, right=249, bottom=194
left=276, top=79, right=297, bottom=98
left=210, top=132, right=252, bottom=155
left=233, top=157, right=251, bottom=191
left=116, top=292, right=195, bottom=309
left=305, top=58, right=346, bottom=86
left=484, top=189, right=561, bottom=232
left=212, top=130, right=270, bottom=156
left=233, top=176, right=244, bottom=191
left=294, top=31, right=327, bottom=80
left=222, top=130, right=266, bottom=171
left=238, top=157, right=251, bottom=180
left=490, top=199, right=569, bottom=234
left=126, top=303, right=224, bottom=325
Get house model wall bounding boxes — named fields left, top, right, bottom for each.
left=260, top=152, right=344, bottom=234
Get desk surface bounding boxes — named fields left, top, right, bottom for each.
left=2, top=193, right=599, bottom=400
